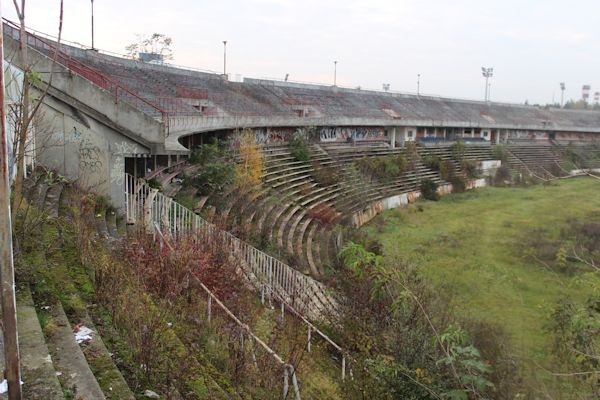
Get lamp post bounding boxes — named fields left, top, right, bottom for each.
left=481, top=67, right=494, bottom=101
left=560, top=82, right=565, bottom=107
left=91, top=0, right=95, bottom=50
left=333, top=61, right=337, bottom=86
left=417, top=73, right=421, bottom=96
left=223, top=40, right=227, bottom=76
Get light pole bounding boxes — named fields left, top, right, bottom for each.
left=481, top=67, right=494, bottom=101
left=417, top=74, right=421, bottom=96
left=223, top=40, right=227, bottom=76
left=333, top=61, right=337, bottom=86
left=560, top=82, right=565, bottom=107
left=91, top=0, right=95, bottom=50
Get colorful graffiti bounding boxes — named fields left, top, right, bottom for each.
left=319, top=127, right=385, bottom=142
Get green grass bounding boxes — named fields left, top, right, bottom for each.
left=362, top=178, right=600, bottom=386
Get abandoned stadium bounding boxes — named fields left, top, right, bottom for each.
left=3, top=18, right=600, bottom=399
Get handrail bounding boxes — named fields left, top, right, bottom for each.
left=124, top=173, right=348, bottom=380
left=2, top=19, right=167, bottom=118
left=153, top=222, right=301, bottom=399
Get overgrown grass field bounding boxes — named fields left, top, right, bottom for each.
left=363, top=178, right=600, bottom=390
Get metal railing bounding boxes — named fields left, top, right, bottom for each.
left=124, top=173, right=348, bottom=379
left=2, top=20, right=168, bottom=121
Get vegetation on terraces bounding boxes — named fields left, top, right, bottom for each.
left=353, top=153, right=408, bottom=183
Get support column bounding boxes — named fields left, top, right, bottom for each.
left=389, top=127, right=397, bottom=148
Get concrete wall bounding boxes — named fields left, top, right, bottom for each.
left=34, top=92, right=149, bottom=207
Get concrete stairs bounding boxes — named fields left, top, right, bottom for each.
left=10, top=168, right=134, bottom=399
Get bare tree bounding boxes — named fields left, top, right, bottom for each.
left=125, top=33, right=173, bottom=62
left=10, top=0, right=64, bottom=229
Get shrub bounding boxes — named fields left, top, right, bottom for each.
left=147, top=178, right=162, bottom=190
left=450, top=140, right=466, bottom=161
left=420, top=178, right=439, bottom=201
left=311, top=163, right=339, bottom=186
left=461, top=159, right=480, bottom=179
left=193, top=162, right=235, bottom=194
left=493, top=165, right=511, bottom=186
left=289, top=134, right=310, bottom=162
left=307, top=203, right=337, bottom=226
left=493, top=144, right=508, bottom=162
left=190, top=141, right=222, bottom=166
left=422, top=154, right=441, bottom=171
left=439, top=159, right=457, bottom=181
left=450, top=175, right=467, bottom=193
left=354, top=154, right=407, bottom=183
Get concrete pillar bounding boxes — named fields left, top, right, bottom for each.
left=389, top=127, right=396, bottom=148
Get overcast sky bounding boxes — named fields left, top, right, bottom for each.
left=2, top=0, right=599, bottom=104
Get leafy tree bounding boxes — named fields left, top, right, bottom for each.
left=235, top=129, right=264, bottom=188
left=289, top=133, right=310, bottom=162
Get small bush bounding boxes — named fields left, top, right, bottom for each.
left=450, top=175, right=467, bottom=193
left=147, top=178, right=162, bottom=190
left=461, top=159, right=480, bottom=179
left=439, top=159, right=457, bottom=181
left=493, top=144, right=507, bottom=162
left=450, top=140, right=466, bottom=161
left=420, top=178, right=439, bottom=201
left=307, top=203, right=337, bottom=226
left=312, top=163, right=340, bottom=186
left=193, top=163, right=235, bottom=194
left=493, top=165, right=511, bottom=186
left=290, top=134, right=311, bottom=162
left=190, top=142, right=222, bottom=166
left=422, top=155, right=441, bottom=171
left=354, top=154, right=407, bottom=183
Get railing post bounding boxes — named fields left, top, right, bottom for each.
left=341, top=356, right=346, bottom=382
left=307, top=326, right=311, bottom=353
left=283, top=366, right=289, bottom=399
left=207, top=294, right=212, bottom=324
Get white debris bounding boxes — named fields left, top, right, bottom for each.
left=74, top=325, right=94, bottom=344
left=0, top=379, right=24, bottom=394
left=144, top=389, right=160, bottom=399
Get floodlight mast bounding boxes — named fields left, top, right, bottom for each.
left=560, top=82, right=566, bottom=107
left=482, top=67, right=494, bottom=101
left=333, top=61, right=337, bottom=86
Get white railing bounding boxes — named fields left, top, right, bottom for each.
left=124, top=174, right=348, bottom=379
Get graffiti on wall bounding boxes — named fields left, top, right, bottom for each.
left=110, top=141, right=139, bottom=185
left=507, top=130, right=549, bottom=140
left=319, top=127, right=385, bottom=142
left=254, top=127, right=297, bottom=144
left=78, top=135, right=103, bottom=174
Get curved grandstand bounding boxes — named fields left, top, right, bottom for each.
left=4, top=19, right=600, bottom=279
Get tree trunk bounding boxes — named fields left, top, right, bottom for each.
left=10, top=14, right=30, bottom=232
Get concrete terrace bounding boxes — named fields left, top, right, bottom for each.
left=5, top=19, right=600, bottom=156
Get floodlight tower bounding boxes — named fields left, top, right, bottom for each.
left=560, top=82, right=566, bottom=107
left=222, top=41, right=227, bottom=76
left=481, top=67, right=493, bottom=101
left=91, top=0, right=95, bottom=50
left=333, top=61, right=338, bottom=86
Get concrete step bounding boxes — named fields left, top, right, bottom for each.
left=14, top=287, right=64, bottom=400
left=45, top=301, right=106, bottom=399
